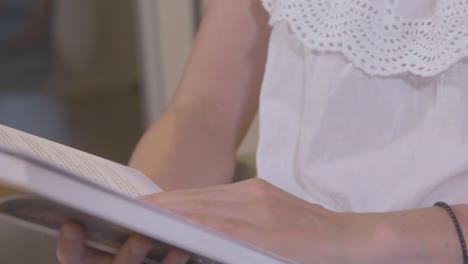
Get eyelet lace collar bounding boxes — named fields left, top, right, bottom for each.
left=262, top=0, right=468, bottom=77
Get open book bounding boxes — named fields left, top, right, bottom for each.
left=0, top=124, right=286, bottom=264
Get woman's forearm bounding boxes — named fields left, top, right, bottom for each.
left=130, top=0, right=271, bottom=191
left=129, top=106, right=237, bottom=191
left=361, top=204, right=468, bottom=263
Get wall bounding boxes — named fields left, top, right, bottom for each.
left=139, top=0, right=259, bottom=154
left=52, top=0, right=138, bottom=94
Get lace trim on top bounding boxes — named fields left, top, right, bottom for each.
left=262, top=0, right=468, bottom=77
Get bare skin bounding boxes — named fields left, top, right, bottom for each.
left=58, top=0, right=271, bottom=263
left=57, top=1, right=468, bottom=263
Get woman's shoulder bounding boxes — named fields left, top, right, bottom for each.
left=261, top=0, right=468, bottom=77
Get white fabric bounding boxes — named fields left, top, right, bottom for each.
left=262, top=0, right=468, bottom=77
left=257, top=0, right=468, bottom=213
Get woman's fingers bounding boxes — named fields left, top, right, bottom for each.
left=57, top=222, right=114, bottom=264
left=159, top=199, right=258, bottom=224
left=139, top=181, right=253, bottom=206
left=57, top=222, right=152, bottom=264
left=57, top=222, right=88, bottom=264
left=113, top=236, right=153, bottom=264
left=162, top=249, right=191, bottom=264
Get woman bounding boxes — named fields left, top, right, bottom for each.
left=56, top=1, right=468, bottom=263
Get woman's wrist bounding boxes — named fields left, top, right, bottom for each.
left=352, top=207, right=467, bottom=264
left=332, top=212, right=396, bottom=264
left=361, top=214, right=407, bottom=264
left=332, top=210, right=441, bottom=264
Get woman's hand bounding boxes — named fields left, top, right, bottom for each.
left=56, top=223, right=189, bottom=264
left=140, top=178, right=379, bottom=264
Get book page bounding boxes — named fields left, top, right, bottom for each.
left=0, top=125, right=162, bottom=197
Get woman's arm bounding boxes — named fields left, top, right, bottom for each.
left=367, top=203, right=468, bottom=264
left=140, top=178, right=468, bottom=264
left=57, top=1, right=271, bottom=263
left=129, top=0, right=271, bottom=191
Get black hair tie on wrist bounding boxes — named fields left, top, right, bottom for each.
left=434, top=201, right=468, bottom=264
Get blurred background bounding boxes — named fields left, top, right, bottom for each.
left=0, top=0, right=259, bottom=263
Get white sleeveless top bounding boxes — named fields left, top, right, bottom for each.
left=257, top=0, right=468, bottom=212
